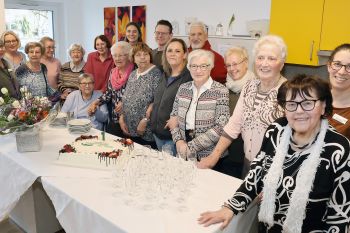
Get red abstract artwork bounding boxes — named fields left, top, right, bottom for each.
left=117, top=6, right=130, bottom=41
left=132, top=5, right=146, bottom=42
left=104, top=7, right=116, bottom=44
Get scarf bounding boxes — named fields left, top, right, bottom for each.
left=110, top=63, right=134, bottom=90
left=225, top=70, right=254, bottom=94
left=258, top=119, right=328, bottom=233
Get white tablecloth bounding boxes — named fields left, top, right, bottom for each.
left=0, top=126, right=256, bottom=233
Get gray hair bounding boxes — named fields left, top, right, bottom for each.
left=68, top=43, right=85, bottom=56
left=252, top=35, right=287, bottom=61
left=78, top=73, right=94, bottom=83
left=189, top=21, right=207, bottom=35
left=224, top=46, right=249, bottom=62
left=111, top=41, right=132, bottom=59
left=187, top=49, right=214, bottom=69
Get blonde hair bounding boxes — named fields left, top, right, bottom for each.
left=1, top=30, right=21, bottom=49
left=224, top=46, right=248, bottom=62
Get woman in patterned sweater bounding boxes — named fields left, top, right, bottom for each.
left=119, top=42, right=161, bottom=148
left=57, top=43, right=86, bottom=101
left=168, top=49, right=230, bottom=160
left=198, top=35, right=287, bottom=177
left=198, top=74, right=350, bottom=233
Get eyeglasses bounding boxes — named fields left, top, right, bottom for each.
left=154, top=31, right=169, bottom=36
left=225, top=58, right=247, bottom=69
left=284, top=99, right=319, bottom=112
left=330, top=61, right=350, bottom=73
left=4, top=40, right=17, bottom=44
left=79, top=82, right=94, bottom=86
left=189, top=64, right=211, bottom=71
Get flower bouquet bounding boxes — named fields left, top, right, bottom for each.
left=0, top=86, right=51, bottom=135
left=0, top=87, right=52, bottom=152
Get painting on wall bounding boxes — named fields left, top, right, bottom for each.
left=132, top=5, right=146, bottom=42
left=117, top=6, right=130, bottom=41
left=104, top=7, right=116, bottom=44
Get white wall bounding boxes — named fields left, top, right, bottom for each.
left=3, top=0, right=271, bottom=61
left=79, top=0, right=271, bottom=53
left=0, top=0, right=5, bottom=31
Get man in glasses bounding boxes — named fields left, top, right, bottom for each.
left=188, top=21, right=227, bottom=84
left=152, top=19, right=173, bottom=71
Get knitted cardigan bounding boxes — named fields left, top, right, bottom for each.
left=170, top=81, right=230, bottom=159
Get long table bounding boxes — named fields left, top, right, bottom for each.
left=0, top=126, right=257, bottom=233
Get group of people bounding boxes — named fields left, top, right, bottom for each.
left=1, top=18, right=350, bottom=232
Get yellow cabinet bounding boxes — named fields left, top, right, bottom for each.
left=269, top=0, right=324, bottom=66
left=320, top=0, right=350, bottom=51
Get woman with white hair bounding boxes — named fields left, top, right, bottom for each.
left=198, top=35, right=287, bottom=177
left=58, top=43, right=86, bottom=101
left=89, top=41, right=134, bottom=136
left=168, top=49, right=230, bottom=159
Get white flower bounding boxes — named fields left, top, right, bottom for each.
left=1, top=88, right=8, bottom=95
left=0, top=97, right=4, bottom=105
left=20, top=86, right=28, bottom=93
left=12, top=100, right=21, bottom=108
left=7, top=114, right=14, bottom=121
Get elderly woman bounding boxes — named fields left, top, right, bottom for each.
left=215, top=46, right=256, bottom=177
left=119, top=42, right=161, bottom=148
left=0, top=40, right=20, bottom=99
left=61, top=73, right=108, bottom=130
left=198, top=35, right=287, bottom=177
left=198, top=74, right=350, bottom=233
left=89, top=41, right=134, bottom=136
left=15, top=42, right=53, bottom=97
left=169, top=49, right=230, bottom=159
left=58, top=43, right=86, bottom=100
left=40, top=36, right=61, bottom=90
left=125, top=22, right=143, bottom=46
left=84, top=35, right=114, bottom=92
left=1, top=31, right=26, bottom=70
left=327, top=44, right=350, bottom=139
left=150, top=38, right=192, bottom=154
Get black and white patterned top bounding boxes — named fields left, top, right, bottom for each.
left=99, top=71, right=127, bottom=122
left=228, top=117, right=350, bottom=232
left=121, top=66, right=161, bottom=141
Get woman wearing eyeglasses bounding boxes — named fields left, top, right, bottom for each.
left=89, top=42, right=134, bottom=137
left=198, top=74, right=350, bottom=233
left=198, top=35, right=287, bottom=177
left=61, top=73, right=108, bottom=130
left=40, top=37, right=61, bottom=90
left=327, top=44, right=350, bottom=139
left=168, top=49, right=230, bottom=160
left=215, top=46, right=255, bottom=177
left=0, top=31, right=26, bottom=70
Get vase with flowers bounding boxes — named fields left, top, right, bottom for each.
left=0, top=86, right=52, bottom=152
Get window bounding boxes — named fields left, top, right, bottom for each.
left=5, top=9, right=54, bottom=51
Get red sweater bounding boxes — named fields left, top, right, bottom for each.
left=188, top=40, right=227, bottom=84
left=84, top=51, right=114, bottom=92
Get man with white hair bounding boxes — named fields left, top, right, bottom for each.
left=188, top=21, right=227, bottom=84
